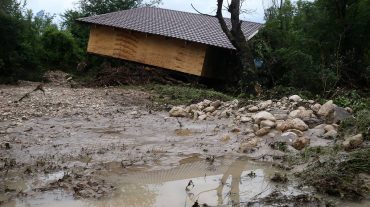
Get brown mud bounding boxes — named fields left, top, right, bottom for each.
left=0, top=83, right=369, bottom=207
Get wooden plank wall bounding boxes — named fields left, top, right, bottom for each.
left=87, top=25, right=207, bottom=76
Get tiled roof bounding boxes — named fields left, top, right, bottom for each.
left=78, top=7, right=263, bottom=50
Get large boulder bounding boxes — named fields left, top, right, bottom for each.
left=318, top=100, right=335, bottom=117
left=169, top=106, right=188, bottom=117
left=281, top=118, right=309, bottom=131
left=289, top=95, right=303, bottom=102
left=327, top=106, right=352, bottom=124
left=253, top=111, right=276, bottom=124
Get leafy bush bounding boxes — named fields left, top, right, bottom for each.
left=41, top=27, right=83, bottom=72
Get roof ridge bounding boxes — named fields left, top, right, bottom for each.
left=79, top=6, right=263, bottom=25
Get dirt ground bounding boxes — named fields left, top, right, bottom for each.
left=0, top=82, right=368, bottom=207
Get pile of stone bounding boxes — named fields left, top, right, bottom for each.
left=169, top=95, right=360, bottom=152
left=43, top=70, right=74, bottom=86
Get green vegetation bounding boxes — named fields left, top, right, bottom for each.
left=339, top=110, right=370, bottom=140
left=0, top=0, right=161, bottom=83
left=131, top=84, right=234, bottom=106
left=252, top=0, right=370, bottom=94
left=285, top=109, right=370, bottom=200
left=299, top=148, right=370, bottom=199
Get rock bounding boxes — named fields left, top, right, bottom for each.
left=240, top=138, right=260, bottom=153
left=231, top=128, right=241, bottom=133
left=292, top=137, right=310, bottom=150
left=258, top=100, right=272, bottom=110
left=204, top=106, right=216, bottom=113
left=169, top=106, right=188, bottom=117
left=129, top=111, right=138, bottom=115
left=289, top=109, right=313, bottom=119
left=220, top=110, right=231, bottom=118
left=279, top=132, right=298, bottom=142
left=345, top=107, right=353, bottom=114
left=253, top=124, right=259, bottom=132
left=4, top=142, right=11, bottom=150
left=286, top=129, right=304, bottom=137
left=260, top=120, right=276, bottom=128
left=210, top=100, right=222, bottom=108
left=198, top=114, right=207, bottom=120
left=238, top=107, right=246, bottom=113
left=324, top=125, right=336, bottom=132
left=327, top=106, right=352, bottom=124
left=285, top=118, right=309, bottom=131
left=343, top=134, right=363, bottom=151
left=277, top=119, right=307, bottom=132
left=256, top=127, right=271, bottom=137
left=276, top=120, right=286, bottom=131
left=311, top=103, right=322, bottom=112
left=240, top=116, right=252, bottom=123
left=248, top=106, right=259, bottom=112
left=318, top=100, right=335, bottom=117
left=323, top=130, right=338, bottom=139
left=252, top=111, right=276, bottom=124
left=289, top=95, right=302, bottom=102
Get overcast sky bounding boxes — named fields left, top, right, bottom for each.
left=27, top=0, right=272, bottom=23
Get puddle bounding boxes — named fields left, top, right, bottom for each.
left=2, top=158, right=298, bottom=207
left=175, top=128, right=193, bottom=136
left=3, top=157, right=370, bottom=207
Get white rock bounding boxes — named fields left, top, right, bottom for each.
left=260, top=120, right=276, bottom=128
left=318, top=100, right=335, bottom=117
left=252, top=111, right=276, bottom=124
left=289, top=95, right=303, bottom=102
left=285, top=118, right=309, bottom=131
left=279, top=132, right=298, bottom=142
left=324, top=125, right=335, bottom=133
left=240, top=116, right=252, bottom=123
left=169, top=106, right=188, bottom=117
left=248, top=106, right=259, bottom=112
left=258, top=100, right=273, bottom=110
left=323, top=130, right=338, bottom=139
left=311, top=103, right=322, bottom=112
left=198, top=114, right=208, bottom=120
left=204, top=106, right=216, bottom=113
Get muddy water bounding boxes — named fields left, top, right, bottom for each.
left=4, top=158, right=295, bottom=207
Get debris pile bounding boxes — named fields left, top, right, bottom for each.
left=169, top=95, right=356, bottom=151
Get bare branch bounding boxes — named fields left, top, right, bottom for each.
left=190, top=3, right=214, bottom=17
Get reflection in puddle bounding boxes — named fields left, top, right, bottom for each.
left=5, top=158, right=369, bottom=207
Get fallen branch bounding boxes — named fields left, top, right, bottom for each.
left=16, top=84, right=45, bottom=102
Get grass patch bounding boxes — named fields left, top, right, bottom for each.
left=137, top=84, right=235, bottom=106
left=339, top=110, right=370, bottom=141
left=284, top=146, right=340, bottom=166
left=299, top=148, right=370, bottom=200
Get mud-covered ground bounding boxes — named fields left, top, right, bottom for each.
left=0, top=82, right=368, bottom=207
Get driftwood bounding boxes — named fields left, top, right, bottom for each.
left=17, top=84, right=45, bottom=102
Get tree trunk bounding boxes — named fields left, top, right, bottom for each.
left=216, top=0, right=258, bottom=93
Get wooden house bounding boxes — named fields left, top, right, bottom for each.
left=78, top=7, right=263, bottom=78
